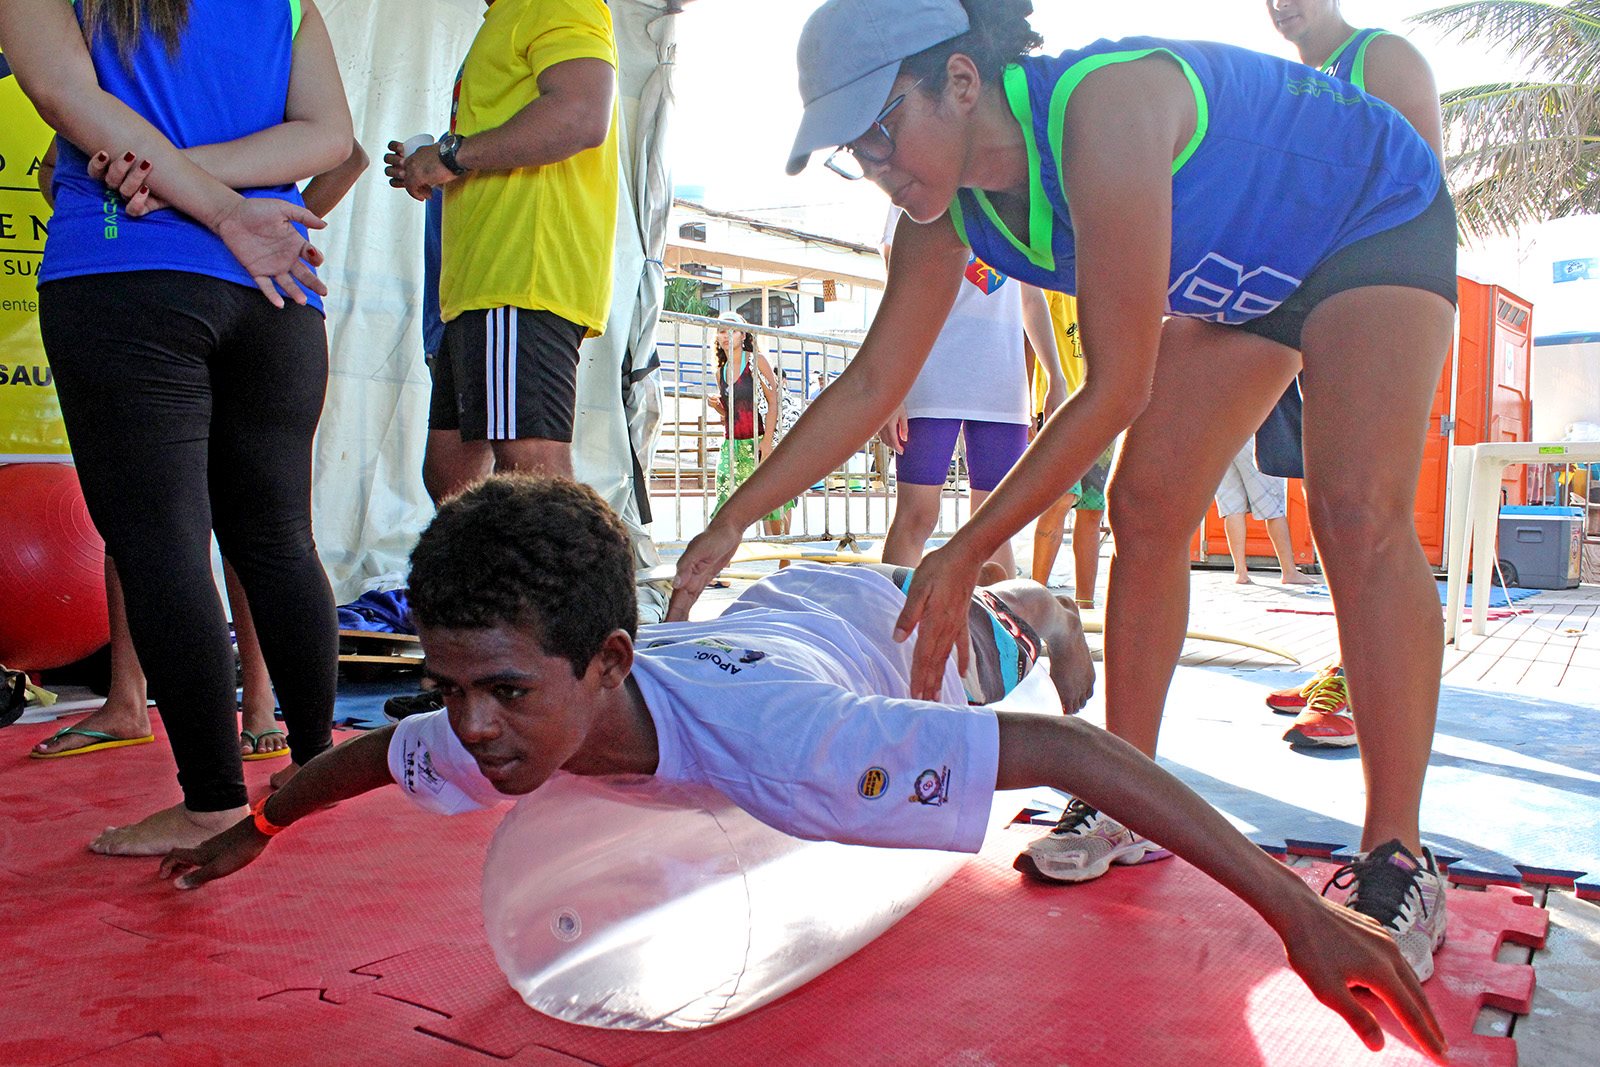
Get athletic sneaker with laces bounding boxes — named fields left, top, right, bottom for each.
left=1282, top=670, right=1356, bottom=748
left=1266, top=662, right=1341, bottom=714
left=1014, top=799, right=1172, bottom=883
left=1323, top=840, right=1448, bottom=981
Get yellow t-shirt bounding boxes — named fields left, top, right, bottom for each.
left=1032, top=291, right=1086, bottom=415
left=440, top=0, right=619, bottom=335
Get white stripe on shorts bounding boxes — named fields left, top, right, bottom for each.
left=505, top=306, right=517, bottom=439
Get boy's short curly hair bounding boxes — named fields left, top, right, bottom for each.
left=407, top=475, right=637, bottom=676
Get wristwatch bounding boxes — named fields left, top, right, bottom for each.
left=437, top=132, right=468, bottom=176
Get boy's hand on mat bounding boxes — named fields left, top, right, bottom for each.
left=159, top=818, right=271, bottom=890
left=894, top=543, right=978, bottom=700
left=668, top=520, right=742, bottom=621
left=214, top=197, right=329, bottom=309
left=1281, top=896, right=1449, bottom=1062
left=86, top=149, right=168, bottom=216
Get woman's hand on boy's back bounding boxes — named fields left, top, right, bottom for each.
left=894, top=541, right=981, bottom=699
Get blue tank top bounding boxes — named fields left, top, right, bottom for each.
left=1322, top=28, right=1389, bottom=90
left=40, top=0, right=321, bottom=311
left=950, top=38, right=1440, bottom=326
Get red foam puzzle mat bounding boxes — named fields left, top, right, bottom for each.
left=1, top=714, right=1547, bottom=1066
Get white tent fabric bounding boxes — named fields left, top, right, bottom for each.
left=309, top=0, right=672, bottom=606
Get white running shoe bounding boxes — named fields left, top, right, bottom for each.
left=1324, top=840, right=1449, bottom=981
left=1014, top=799, right=1172, bottom=883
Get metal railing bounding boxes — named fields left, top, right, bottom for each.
left=648, top=311, right=972, bottom=549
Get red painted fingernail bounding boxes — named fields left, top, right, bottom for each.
left=95, top=152, right=108, bottom=162
left=138, top=185, right=148, bottom=196
left=138, top=160, right=151, bottom=171
left=123, top=152, right=135, bottom=162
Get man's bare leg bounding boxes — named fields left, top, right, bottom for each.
left=1072, top=508, right=1105, bottom=606
left=491, top=437, right=573, bottom=479
left=1221, top=512, right=1254, bottom=584
left=423, top=429, right=494, bottom=504
left=1031, top=492, right=1075, bottom=585
left=1265, top=515, right=1317, bottom=584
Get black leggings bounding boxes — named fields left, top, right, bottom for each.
left=39, top=271, right=338, bottom=811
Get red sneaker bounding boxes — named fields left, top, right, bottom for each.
left=1283, top=672, right=1357, bottom=748
left=1266, top=662, right=1340, bottom=715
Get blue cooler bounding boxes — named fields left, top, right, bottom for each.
left=1496, top=506, right=1583, bottom=589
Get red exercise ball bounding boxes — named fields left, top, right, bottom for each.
left=0, top=463, right=110, bottom=671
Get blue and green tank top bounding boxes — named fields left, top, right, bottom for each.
left=949, top=38, right=1440, bottom=326
left=40, top=0, right=321, bottom=311
left=1322, top=27, right=1389, bottom=90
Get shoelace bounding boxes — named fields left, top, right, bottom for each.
left=1323, top=849, right=1429, bottom=928
left=1305, top=673, right=1349, bottom=717
left=1297, top=663, right=1340, bottom=697
left=1052, top=799, right=1099, bottom=835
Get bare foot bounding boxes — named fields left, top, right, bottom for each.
left=1045, top=594, right=1096, bottom=714
left=239, top=703, right=287, bottom=758
left=89, top=801, right=248, bottom=856
left=1280, top=570, right=1318, bottom=586
left=33, top=698, right=152, bottom=757
left=1234, top=573, right=1254, bottom=585
left=269, top=762, right=302, bottom=791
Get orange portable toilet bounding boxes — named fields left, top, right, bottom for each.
left=1191, top=278, right=1533, bottom=572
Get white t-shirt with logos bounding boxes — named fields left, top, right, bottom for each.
left=883, top=207, right=1029, bottom=425
left=387, top=565, right=1000, bottom=853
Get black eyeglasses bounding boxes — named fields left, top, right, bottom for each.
left=824, top=79, right=923, bottom=180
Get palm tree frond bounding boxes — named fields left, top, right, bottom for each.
left=1411, top=2, right=1600, bottom=86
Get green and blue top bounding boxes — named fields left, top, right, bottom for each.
left=1322, top=27, right=1390, bottom=90
left=948, top=38, right=1440, bottom=326
left=41, top=0, right=321, bottom=311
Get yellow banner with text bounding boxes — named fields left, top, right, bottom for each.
left=0, top=48, right=66, bottom=460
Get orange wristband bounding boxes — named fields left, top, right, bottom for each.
left=251, top=796, right=288, bottom=837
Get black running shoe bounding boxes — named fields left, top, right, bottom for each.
left=384, top=687, right=445, bottom=720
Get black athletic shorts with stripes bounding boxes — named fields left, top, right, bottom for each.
left=428, top=306, right=586, bottom=442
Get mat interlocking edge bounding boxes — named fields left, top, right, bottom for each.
left=1, top=715, right=1548, bottom=1067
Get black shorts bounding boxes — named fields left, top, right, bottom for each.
left=1242, top=181, right=1459, bottom=478
left=428, top=306, right=586, bottom=442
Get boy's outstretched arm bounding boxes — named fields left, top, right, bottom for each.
left=995, top=713, right=1449, bottom=1063
left=159, top=725, right=398, bottom=889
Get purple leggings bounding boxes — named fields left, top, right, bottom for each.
left=895, top=417, right=1029, bottom=491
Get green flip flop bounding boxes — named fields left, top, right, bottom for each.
left=240, top=728, right=290, bottom=761
left=30, top=726, right=155, bottom=760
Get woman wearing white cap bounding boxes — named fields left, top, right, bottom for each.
left=670, top=0, right=1459, bottom=1002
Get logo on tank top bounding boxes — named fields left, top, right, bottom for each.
left=964, top=256, right=1008, bottom=295
left=1286, top=76, right=1363, bottom=106
left=1168, top=253, right=1300, bottom=323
